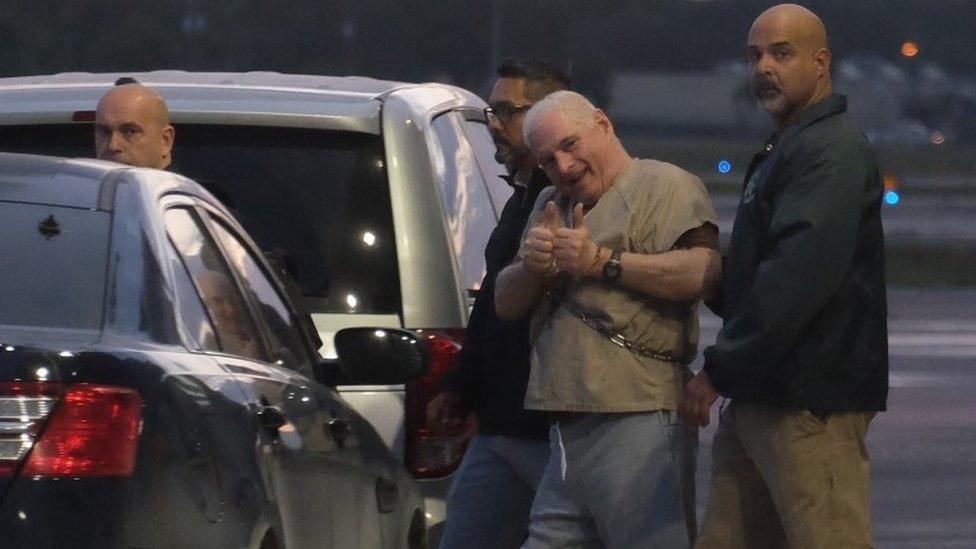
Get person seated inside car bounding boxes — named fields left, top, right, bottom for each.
left=197, top=270, right=263, bottom=360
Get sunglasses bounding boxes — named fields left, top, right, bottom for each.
left=484, top=102, right=533, bottom=123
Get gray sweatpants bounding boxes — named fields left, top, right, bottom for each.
left=523, top=411, right=698, bottom=549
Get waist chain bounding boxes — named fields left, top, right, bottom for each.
left=561, top=298, right=683, bottom=365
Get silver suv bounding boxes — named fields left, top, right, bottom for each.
left=0, top=71, right=509, bottom=539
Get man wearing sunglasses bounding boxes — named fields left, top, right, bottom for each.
left=428, top=58, right=570, bottom=548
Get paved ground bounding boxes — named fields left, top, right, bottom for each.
left=691, top=288, right=976, bottom=547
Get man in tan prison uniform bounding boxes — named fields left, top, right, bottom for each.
left=495, top=90, right=721, bottom=548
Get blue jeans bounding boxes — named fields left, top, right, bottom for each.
left=439, top=434, right=551, bottom=549
left=523, top=412, right=697, bottom=549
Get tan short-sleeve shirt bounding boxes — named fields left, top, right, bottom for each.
left=520, top=158, right=717, bottom=412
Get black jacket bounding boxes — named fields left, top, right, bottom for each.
left=703, top=94, right=888, bottom=411
left=440, top=169, right=551, bottom=438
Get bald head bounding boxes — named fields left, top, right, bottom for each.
left=748, top=3, right=832, bottom=129
left=753, top=4, right=828, bottom=52
left=95, top=84, right=175, bottom=169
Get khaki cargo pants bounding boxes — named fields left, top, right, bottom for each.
left=696, top=402, right=875, bottom=549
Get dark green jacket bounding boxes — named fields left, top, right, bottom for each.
left=703, top=94, right=888, bottom=411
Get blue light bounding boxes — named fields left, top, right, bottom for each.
left=884, top=190, right=900, bottom=206
left=717, top=160, right=732, bottom=174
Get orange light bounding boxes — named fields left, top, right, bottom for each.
left=883, top=172, right=899, bottom=191
left=901, top=41, right=919, bottom=58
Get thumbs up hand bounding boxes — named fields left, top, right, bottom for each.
left=539, top=200, right=566, bottom=231
left=554, top=202, right=600, bottom=279
left=570, top=201, right=585, bottom=230
left=523, top=201, right=560, bottom=275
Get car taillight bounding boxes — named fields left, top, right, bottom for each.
left=71, top=110, right=96, bottom=122
left=404, top=329, right=469, bottom=479
left=0, top=382, right=142, bottom=478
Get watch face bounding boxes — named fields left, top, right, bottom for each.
left=602, top=258, right=622, bottom=280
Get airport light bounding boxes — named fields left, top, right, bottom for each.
left=900, top=41, right=919, bottom=58
left=884, top=190, right=901, bottom=206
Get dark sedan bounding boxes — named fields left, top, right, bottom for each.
left=0, top=153, right=426, bottom=548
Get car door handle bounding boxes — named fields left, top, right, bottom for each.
left=326, top=417, right=353, bottom=447
left=256, top=405, right=287, bottom=436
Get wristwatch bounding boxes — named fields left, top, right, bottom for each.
left=602, top=248, right=623, bottom=281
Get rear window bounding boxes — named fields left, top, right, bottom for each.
left=0, top=202, right=109, bottom=330
left=0, top=124, right=400, bottom=316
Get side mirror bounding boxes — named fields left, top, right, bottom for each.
left=330, top=327, right=428, bottom=385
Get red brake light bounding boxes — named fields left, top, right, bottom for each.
left=0, top=383, right=142, bottom=478
left=72, top=110, right=96, bottom=122
left=404, top=329, right=469, bottom=479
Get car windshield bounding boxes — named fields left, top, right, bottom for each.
left=0, top=124, right=400, bottom=316
left=0, top=202, right=109, bottom=331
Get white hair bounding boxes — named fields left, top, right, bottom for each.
left=523, top=90, right=598, bottom=148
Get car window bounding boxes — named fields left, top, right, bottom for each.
left=459, top=117, right=512, bottom=215
left=0, top=202, right=109, bottom=331
left=208, top=217, right=311, bottom=372
left=0, top=124, right=401, bottom=316
left=165, top=239, right=219, bottom=352
left=428, top=111, right=499, bottom=291
left=164, top=207, right=266, bottom=361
